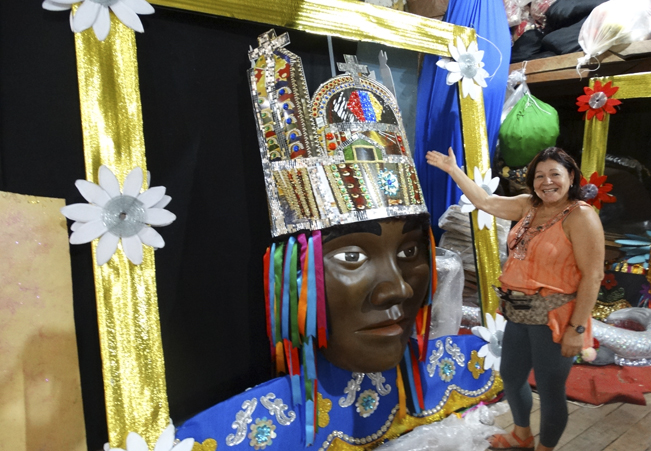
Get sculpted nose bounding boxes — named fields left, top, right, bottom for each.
left=370, top=261, right=414, bottom=307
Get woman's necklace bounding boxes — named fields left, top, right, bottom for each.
left=508, top=201, right=576, bottom=260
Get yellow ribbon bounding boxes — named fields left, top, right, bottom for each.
left=457, top=34, right=501, bottom=319
left=150, top=0, right=474, bottom=57
left=74, top=15, right=169, bottom=448
left=580, top=71, right=651, bottom=285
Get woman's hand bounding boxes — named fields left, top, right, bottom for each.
left=560, top=328, right=583, bottom=358
left=426, top=147, right=457, bottom=174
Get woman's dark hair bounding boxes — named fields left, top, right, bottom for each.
left=525, top=147, right=582, bottom=207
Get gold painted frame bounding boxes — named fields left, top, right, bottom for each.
left=581, top=72, right=651, bottom=177
left=77, top=0, right=502, bottom=446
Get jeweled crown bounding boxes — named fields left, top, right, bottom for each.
left=249, top=30, right=427, bottom=237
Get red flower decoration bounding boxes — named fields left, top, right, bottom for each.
left=580, top=172, right=616, bottom=209
left=601, top=273, right=618, bottom=290
left=576, top=80, right=622, bottom=121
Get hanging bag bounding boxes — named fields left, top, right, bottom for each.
left=498, top=93, right=559, bottom=167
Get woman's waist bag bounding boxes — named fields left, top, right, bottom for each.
left=493, top=286, right=575, bottom=325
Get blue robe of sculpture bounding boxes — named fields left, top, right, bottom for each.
left=414, top=0, right=512, bottom=240
left=176, top=334, right=500, bottom=450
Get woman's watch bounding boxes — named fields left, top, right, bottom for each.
left=570, top=323, right=585, bottom=334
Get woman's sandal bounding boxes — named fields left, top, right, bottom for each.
left=489, top=430, right=535, bottom=450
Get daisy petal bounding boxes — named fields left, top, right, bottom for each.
left=122, top=0, right=155, bottom=15
left=146, top=208, right=176, bottom=226
left=473, top=73, right=487, bottom=88
left=473, top=48, right=484, bottom=62
left=446, top=71, right=463, bottom=85
left=484, top=353, right=496, bottom=371
left=42, top=1, right=72, bottom=11
left=69, top=10, right=77, bottom=32
left=126, top=432, right=148, bottom=451
left=61, top=203, right=103, bottom=222
left=70, top=219, right=108, bottom=244
left=138, top=226, right=165, bottom=249
left=485, top=313, right=496, bottom=331
left=137, top=186, right=166, bottom=208
left=467, top=41, right=478, bottom=54
left=461, top=76, right=473, bottom=98
left=122, top=167, right=144, bottom=197
left=460, top=204, right=476, bottom=213
left=449, top=42, right=460, bottom=61
left=122, top=235, right=144, bottom=265
left=487, top=176, right=499, bottom=193
left=71, top=221, right=83, bottom=232
left=172, top=438, right=195, bottom=451
left=436, top=57, right=450, bottom=69
left=455, top=36, right=467, bottom=55
left=473, top=167, right=482, bottom=183
left=446, top=62, right=460, bottom=73
left=96, top=232, right=120, bottom=266
left=493, top=356, right=501, bottom=371
left=153, top=195, right=171, bottom=209
left=495, top=313, right=506, bottom=331
left=76, top=180, right=111, bottom=206
left=111, top=2, right=145, bottom=33
left=73, top=0, right=101, bottom=32
left=48, top=0, right=81, bottom=3
left=99, top=166, right=121, bottom=198
left=479, top=211, right=493, bottom=230
left=92, top=6, right=111, bottom=41
left=460, top=194, right=471, bottom=204
left=153, top=425, right=175, bottom=451
left=477, top=344, right=489, bottom=358
left=472, top=325, right=492, bottom=342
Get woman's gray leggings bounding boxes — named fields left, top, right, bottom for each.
left=500, top=321, right=575, bottom=448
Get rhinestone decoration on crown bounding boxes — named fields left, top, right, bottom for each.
left=249, top=29, right=427, bottom=237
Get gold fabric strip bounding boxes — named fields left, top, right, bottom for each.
left=458, top=71, right=501, bottom=318
left=150, top=0, right=472, bottom=56
left=580, top=72, right=651, bottom=283
left=74, top=16, right=169, bottom=448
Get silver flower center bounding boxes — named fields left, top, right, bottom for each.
left=581, top=183, right=599, bottom=200
left=458, top=53, right=478, bottom=79
left=489, top=330, right=503, bottom=357
left=90, top=0, right=119, bottom=6
left=102, top=195, right=146, bottom=237
left=589, top=91, right=608, bottom=109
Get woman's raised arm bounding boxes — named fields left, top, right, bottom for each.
left=426, top=147, right=529, bottom=222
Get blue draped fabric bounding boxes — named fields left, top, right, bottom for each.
left=414, top=0, right=511, bottom=240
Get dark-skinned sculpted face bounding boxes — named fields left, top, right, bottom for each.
left=321, top=218, right=430, bottom=373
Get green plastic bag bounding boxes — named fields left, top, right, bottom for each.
left=499, top=93, right=559, bottom=167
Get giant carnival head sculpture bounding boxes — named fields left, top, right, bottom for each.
left=249, top=28, right=436, bottom=386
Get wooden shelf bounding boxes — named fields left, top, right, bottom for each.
left=509, top=40, right=651, bottom=85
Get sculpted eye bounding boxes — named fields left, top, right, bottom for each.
left=397, top=246, right=418, bottom=259
left=333, top=252, right=368, bottom=263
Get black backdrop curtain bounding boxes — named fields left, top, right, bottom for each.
left=0, top=3, right=356, bottom=449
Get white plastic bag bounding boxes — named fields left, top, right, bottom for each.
left=375, top=403, right=510, bottom=451
left=501, top=68, right=530, bottom=124
left=429, top=248, right=464, bottom=338
left=577, top=0, right=651, bottom=71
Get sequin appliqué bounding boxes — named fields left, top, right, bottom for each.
left=260, top=393, right=296, bottom=426
left=468, top=350, right=485, bottom=379
left=377, top=169, right=399, bottom=196
left=438, top=358, right=456, bottom=382
left=248, top=417, right=277, bottom=450
left=226, top=398, right=258, bottom=446
left=427, top=340, right=444, bottom=377
left=356, top=389, right=380, bottom=418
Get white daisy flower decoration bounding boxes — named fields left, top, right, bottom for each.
left=459, top=167, right=499, bottom=230
left=61, top=165, right=175, bottom=266
left=104, top=422, right=194, bottom=451
left=436, top=36, right=489, bottom=100
left=42, top=0, right=154, bottom=42
left=471, top=313, right=506, bottom=372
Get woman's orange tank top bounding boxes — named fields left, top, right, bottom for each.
left=499, top=200, right=593, bottom=348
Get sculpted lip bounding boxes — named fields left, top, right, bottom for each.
left=356, top=318, right=409, bottom=337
